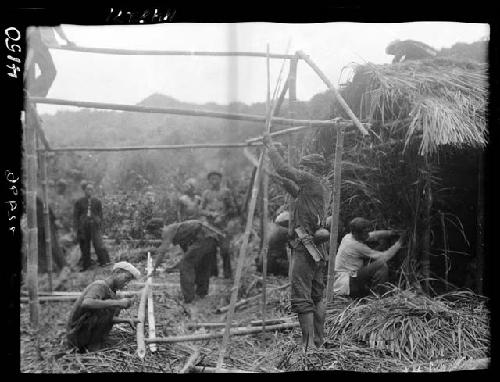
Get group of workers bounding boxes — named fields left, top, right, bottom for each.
left=66, top=132, right=406, bottom=353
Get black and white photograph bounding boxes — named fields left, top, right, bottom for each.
left=3, top=6, right=493, bottom=374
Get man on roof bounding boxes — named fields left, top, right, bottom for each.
left=386, top=40, right=438, bottom=64
left=333, top=217, right=405, bottom=298
left=66, top=261, right=140, bottom=352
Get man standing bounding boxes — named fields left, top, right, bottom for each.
left=200, top=171, right=236, bottom=279
left=151, top=220, right=223, bottom=303
left=176, top=178, right=202, bottom=221
left=73, top=182, right=110, bottom=270
left=66, top=261, right=140, bottom=351
left=262, top=133, right=330, bottom=352
left=334, top=217, right=405, bottom=298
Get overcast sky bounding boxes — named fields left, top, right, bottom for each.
left=37, top=22, right=489, bottom=115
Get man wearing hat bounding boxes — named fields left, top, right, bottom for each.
left=151, top=220, right=223, bottom=303
left=262, top=133, right=331, bottom=352
left=200, top=170, right=236, bottom=279
left=66, top=261, right=141, bottom=351
left=73, top=181, right=110, bottom=270
left=334, top=217, right=405, bottom=298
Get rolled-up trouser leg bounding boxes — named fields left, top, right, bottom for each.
left=350, top=258, right=389, bottom=298
left=67, top=309, right=116, bottom=350
left=195, top=239, right=217, bottom=298
left=219, top=237, right=232, bottom=279
left=91, top=224, right=110, bottom=265
left=290, top=244, right=325, bottom=314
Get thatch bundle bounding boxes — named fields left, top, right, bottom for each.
left=327, top=287, right=489, bottom=362
left=342, top=58, right=488, bottom=155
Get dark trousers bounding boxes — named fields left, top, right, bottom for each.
left=349, top=258, right=389, bottom=298
left=180, top=238, right=217, bottom=303
left=28, top=44, right=57, bottom=98
left=210, top=236, right=232, bottom=279
left=67, top=309, right=117, bottom=351
left=78, top=220, right=110, bottom=268
left=290, top=244, right=325, bottom=314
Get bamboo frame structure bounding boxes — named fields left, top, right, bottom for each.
left=146, top=252, right=157, bottom=352
left=325, top=126, right=345, bottom=302
left=39, top=149, right=53, bottom=292
left=23, top=46, right=366, bottom=363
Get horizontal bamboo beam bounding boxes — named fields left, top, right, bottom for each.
left=51, top=45, right=298, bottom=59
left=188, top=366, right=257, bottom=373
left=145, top=321, right=299, bottom=344
left=30, top=97, right=339, bottom=127
left=43, top=142, right=262, bottom=153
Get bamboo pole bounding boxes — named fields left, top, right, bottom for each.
left=25, top=105, right=40, bottom=331
left=180, top=347, right=202, bottom=374
left=27, top=101, right=51, bottom=150
left=476, top=151, right=484, bottom=295
left=136, top=281, right=149, bottom=359
left=260, top=44, right=271, bottom=334
left=325, top=125, right=345, bottom=302
left=146, top=321, right=299, bottom=344
left=45, top=143, right=262, bottom=153
left=146, top=252, right=157, bottom=352
left=215, top=282, right=290, bottom=313
left=188, top=366, right=257, bottom=373
left=216, top=49, right=278, bottom=367
left=31, top=97, right=340, bottom=128
left=295, top=51, right=368, bottom=136
left=39, top=150, right=53, bottom=292
left=51, top=45, right=297, bottom=59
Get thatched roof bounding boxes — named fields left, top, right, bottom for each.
left=342, top=58, right=488, bottom=155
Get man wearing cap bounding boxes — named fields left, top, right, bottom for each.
left=176, top=178, right=202, bottom=221
left=151, top=220, right=223, bottom=303
left=334, top=217, right=405, bottom=298
left=73, top=181, right=110, bottom=270
left=200, top=171, right=236, bottom=279
left=262, top=133, right=331, bottom=352
left=66, top=261, right=140, bottom=351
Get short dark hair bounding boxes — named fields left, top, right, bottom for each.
left=349, top=217, right=371, bottom=234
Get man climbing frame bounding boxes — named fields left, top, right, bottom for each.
left=262, top=132, right=331, bottom=352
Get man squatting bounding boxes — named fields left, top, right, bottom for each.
left=262, top=132, right=331, bottom=351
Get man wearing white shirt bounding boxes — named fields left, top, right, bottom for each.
left=334, top=217, right=405, bottom=298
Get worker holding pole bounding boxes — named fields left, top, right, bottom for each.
left=262, top=133, right=331, bottom=352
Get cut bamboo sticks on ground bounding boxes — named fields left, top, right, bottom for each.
left=180, top=347, right=202, bottom=374
left=146, top=322, right=299, bottom=344
left=146, top=252, right=157, bottom=353
left=188, top=366, right=257, bottom=373
left=215, top=282, right=290, bottom=313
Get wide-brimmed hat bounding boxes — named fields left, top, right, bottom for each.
left=298, top=154, right=327, bottom=171
left=112, top=261, right=141, bottom=279
left=207, top=170, right=223, bottom=179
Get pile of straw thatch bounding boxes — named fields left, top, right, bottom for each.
left=341, top=58, right=488, bottom=155
left=327, top=287, right=489, bottom=363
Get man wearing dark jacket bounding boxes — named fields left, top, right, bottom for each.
left=73, top=182, right=110, bottom=270
left=263, top=133, right=331, bottom=352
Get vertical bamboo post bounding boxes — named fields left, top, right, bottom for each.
left=40, top=149, right=53, bottom=292
left=421, top=156, right=432, bottom=294
left=287, top=56, right=298, bottom=280
left=260, top=44, right=271, bottom=333
left=325, top=125, right=345, bottom=302
left=217, top=45, right=275, bottom=371
left=476, top=150, right=484, bottom=295
left=146, top=252, right=157, bottom=352
left=25, top=104, right=40, bottom=329
left=137, top=280, right=149, bottom=358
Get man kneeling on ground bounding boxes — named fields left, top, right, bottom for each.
left=151, top=219, right=223, bottom=303
left=334, top=217, right=405, bottom=298
left=66, top=261, right=141, bottom=352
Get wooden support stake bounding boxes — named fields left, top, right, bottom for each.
left=146, top=252, right=157, bottom=352
left=39, top=150, right=53, bottom=292
left=136, top=280, right=149, bottom=359
left=295, top=51, right=368, bottom=136
left=180, top=347, right=202, bottom=374
left=25, top=105, right=40, bottom=330
left=188, top=366, right=257, bottom=374
left=325, top=125, right=345, bottom=302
